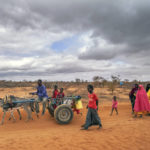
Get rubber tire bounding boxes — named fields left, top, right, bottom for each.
left=47, top=103, right=54, bottom=117
left=54, top=104, right=73, bottom=124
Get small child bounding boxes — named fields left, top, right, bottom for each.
left=57, top=88, right=65, bottom=98
left=81, top=85, right=102, bottom=130
left=110, top=96, right=118, bottom=115
left=52, top=85, right=59, bottom=98
left=57, top=88, right=65, bottom=105
left=52, top=85, right=59, bottom=109
left=73, top=97, right=83, bottom=115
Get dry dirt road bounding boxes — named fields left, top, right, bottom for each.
left=0, top=101, right=150, bottom=150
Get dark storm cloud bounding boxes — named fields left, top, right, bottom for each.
left=1, top=0, right=149, bottom=60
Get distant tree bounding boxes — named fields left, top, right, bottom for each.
left=132, top=79, right=138, bottom=83
left=99, top=76, right=107, bottom=88
left=109, top=82, right=115, bottom=94
left=111, top=75, right=120, bottom=83
left=75, top=78, right=81, bottom=83
left=93, top=76, right=100, bottom=87
left=109, top=75, right=120, bottom=94
left=124, top=79, right=129, bottom=82
left=93, top=76, right=100, bottom=82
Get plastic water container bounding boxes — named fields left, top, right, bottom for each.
left=75, top=100, right=83, bottom=109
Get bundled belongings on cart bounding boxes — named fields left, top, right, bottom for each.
left=47, top=96, right=83, bottom=124
left=0, top=95, right=35, bottom=125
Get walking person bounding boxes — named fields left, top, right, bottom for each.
left=81, top=85, right=102, bottom=130
left=129, top=84, right=138, bottom=113
left=134, top=85, right=150, bottom=118
left=110, top=96, right=118, bottom=115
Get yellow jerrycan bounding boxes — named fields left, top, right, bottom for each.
left=75, top=100, right=83, bottom=109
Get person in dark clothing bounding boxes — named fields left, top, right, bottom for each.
left=129, top=84, right=138, bottom=113
left=146, top=84, right=150, bottom=93
left=81, top=85, right=102, bottom=130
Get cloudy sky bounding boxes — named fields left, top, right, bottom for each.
left=0, top=0, right=150, bottom=81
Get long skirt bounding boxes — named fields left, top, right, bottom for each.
left=84, top=108, right=102, bottom=129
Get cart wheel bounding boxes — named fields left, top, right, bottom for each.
left=54, top=104, right=73, bottom=124
left=47, top=103, right=54, bottom=117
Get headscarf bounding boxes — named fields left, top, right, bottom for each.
left=134, top=85, right=150, bottom=112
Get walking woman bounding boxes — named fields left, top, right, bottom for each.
left=134, top=85, right=150, bottom=117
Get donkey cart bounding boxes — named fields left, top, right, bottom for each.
left=47, top=96, right=82, bottom=124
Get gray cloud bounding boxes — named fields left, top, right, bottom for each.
left=0, top=0, right=150, bottom=81
left=0, top=63, right=103, bottom=77
left=1, top=0, right=150, bottom=49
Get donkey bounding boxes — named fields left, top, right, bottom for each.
left=0, top=95, right=35, bottom=125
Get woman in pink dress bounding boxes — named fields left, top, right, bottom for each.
left=110, top=96, right=118, bottom=115
left=134, top=85, right=150, bottom=117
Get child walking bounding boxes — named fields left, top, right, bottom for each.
left=110, top=96, right=118, bottom=115
left=73, top=97, right=83, bottom=115
left=81, top=85, right=102, bottom=130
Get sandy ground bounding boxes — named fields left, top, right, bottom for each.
left=0, top=101, right=150, bottom=150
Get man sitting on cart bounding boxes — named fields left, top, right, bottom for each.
left=30, top=79, right=48, bottom=117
